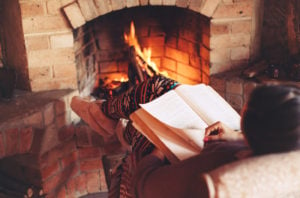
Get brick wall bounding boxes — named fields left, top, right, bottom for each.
left=63, top=0, right=261, bottom=80
left=0, top=89, right=124, bottom=197
left=19, top=0, right=77, bottom=91
left=14, top=0, right=261, bottom=92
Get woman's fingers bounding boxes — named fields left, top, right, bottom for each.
left=205, top=121, right=222, bottom=136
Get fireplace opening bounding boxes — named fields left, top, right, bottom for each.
left=73, top=6, right=210, bottom=98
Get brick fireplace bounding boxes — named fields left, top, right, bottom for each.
left=1, top=0, right=299, bottom=197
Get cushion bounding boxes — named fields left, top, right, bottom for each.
left=203, top=150, right=300, bottom=198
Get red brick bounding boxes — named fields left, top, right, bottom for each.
left=43, top=173, right=61, bottom=193
left=44, top=103, right=55, bottom=126
left=43, top=164, right=79, bottom=193
left=66, top=177, right=77, bottom=196
left=59, top=125, right=75, bottom=141
left=99, top=169, right=108, bottom=191
left=91, top=133, right=104, bottom=147
left=161, top=58, right=176, bottom=72
left=75, top=174, right=88, bottom=194
left=5, top=128, right=19, bottom=156
left=177, top=63, right=201, bottom=81
left=40, top=140, right=76, bottom=168
left=177, top=75, right=199, bottom=85
left=202, top=73, right=210, bottom=84
left=150, top=46, right=164, bottom=57
left=200, top=45, right=210, bottom=61
left=75, top=126, right=91, bottom=147
left=86, top=172, right=100, bottom=193
left=79, top=147, right=101, bottom=159
left=61, top=151, right=78, bottom=168
left=57, top=187, right=67, bottom=198
left=55, top=100, right=67, bottom=115
left=23, top=112, right=44, bottom=129
left=165, top=36, right=177, bottom=48
left=55, top=114, right=67, bottom=130
left=165, top=47, right=189, bottom=64
left=80, top=159, right=102, bottom=172
left=140, top=36, right=165, bottom=47
left=189, top=54, right=202, bottom=69
left=0, top=132, right=5, bottom=158
left=177, top=38, right=191, bottom=53
left=19, top=127, right=34, bottom=154
left=41, top=162, right=61, bottom=180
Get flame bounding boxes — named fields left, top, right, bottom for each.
left=114, top=76, right=128, bottom=82
left=124, top=21, right=167, bottom=77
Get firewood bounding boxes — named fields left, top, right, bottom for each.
left=129, top=46, right=144, bottom=83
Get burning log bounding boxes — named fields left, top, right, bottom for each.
left=128, top=46, right=145, bottom=84
left=128, top=46, right=157, bottom=85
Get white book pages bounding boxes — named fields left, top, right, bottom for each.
left=175, top=84, right=241, bottom=130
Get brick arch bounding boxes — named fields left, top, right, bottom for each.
left=63, top=0, right=221, bottom=29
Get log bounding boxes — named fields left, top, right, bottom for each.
left=128, top=46, right=145, bottom=84
left=128, top=46, right=157, bottom=85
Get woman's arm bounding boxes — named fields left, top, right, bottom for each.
left=132, top=140, right=248, bottom=198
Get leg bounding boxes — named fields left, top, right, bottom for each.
left=103, top=75, right=179, bottom=157
left=102, top=75, right=179, bottom=120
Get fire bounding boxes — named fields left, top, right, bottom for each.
left=124, top=21, right=168, bottom=77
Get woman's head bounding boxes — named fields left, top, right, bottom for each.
left=241, top=84, right=300, bottom=155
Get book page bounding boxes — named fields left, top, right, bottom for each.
left=175, top=84, right=241, bottom=130
left=133, top=108, right=203, bottom=152
left=139, top=90, right=208, bottom=130
left=131, top=110, right=203, bottom=163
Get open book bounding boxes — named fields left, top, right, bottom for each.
left=130, top=84, right=241, bottom=163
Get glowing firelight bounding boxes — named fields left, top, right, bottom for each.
left=124, top=21, right=168, bottom=77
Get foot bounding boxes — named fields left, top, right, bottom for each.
left=71, top=96, right=118, bottom=137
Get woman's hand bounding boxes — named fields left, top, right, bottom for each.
left=204, top=121, right=243, bottom=142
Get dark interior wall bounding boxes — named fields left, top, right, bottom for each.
left=0, top=0, right=31, bottom=90
left=262, top=0, right=300, bottom=62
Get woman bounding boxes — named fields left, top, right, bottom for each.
left=71, top=75, right=300, bottom=197
left=132, top=83, right=300, bottom=198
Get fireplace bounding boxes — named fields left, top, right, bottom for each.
left=0, top=0, right=299, bottom=197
